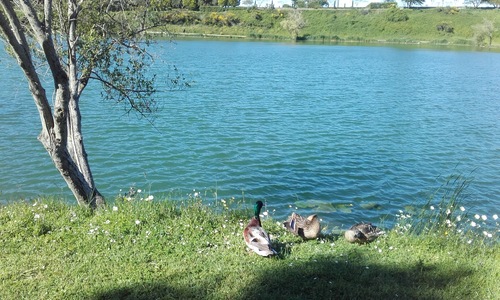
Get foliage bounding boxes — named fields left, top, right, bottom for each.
left=182, top=0, right=200, bottom=10
left=436, top=22, right=454, bottom=34
left=204, top=12, right=240, bottom=26
left=368, top=2, right=397, bottom=9
left=436, top=6, right=460, bottom=14
left=157, top=8, right=500, bottom=47
left=218, top=0, right=240, bottom=7
left=393, top=174, right=499, bottom=251
left=385, top=7, right=409, bottom=22
left=163, top=10, right=201, bottom=24
left=485, top=0, right=500, bottom=7
left=65, top=1, right=177, bottom=118
left=280, top=9, right=306, bottom=41
left=150, top=0, right=174, bottom=10
left=0, top=196, right=498, bottom=299
left=465, top=0, right=486, bottom=8
left=405, top=174, right=472, bottom=235
left=472, top=18, right=496, bottom=46
left=402, top=0, right=425, bottom=7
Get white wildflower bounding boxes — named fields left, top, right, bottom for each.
left=470, top=221, right=477, bottom=227
left=474, top=214, right=480, bottom=219
left=34, top=214, right=40, bottom=220
left=460, top=206, right=465, bottom=211
left=147, top=195, right=154, bottom=201
left=137, top=189, right=142, bottom=193
left=446, top=209, right=451, bottom=215
left=430, top=206, right=435, bottom=210
left=135, top=220, right=141, bottom=225
left=105, top=220, right=111, bottom=224
left=112, top=206, right=118, bottom=212
left=481, top=215, right=487, bottom=221
left=456, top=216, right=461, bottom=221
left=493, top=214, right=498, bottom=220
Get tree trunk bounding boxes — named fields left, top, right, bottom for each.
left=0, top=0, right=105, bottom=208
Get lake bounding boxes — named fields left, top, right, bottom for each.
left=1, top=40, right=499, bottom=229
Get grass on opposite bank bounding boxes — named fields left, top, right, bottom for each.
left=0, top=196, right=498, bottom=300
left=155, top=7, right=500, bottom=48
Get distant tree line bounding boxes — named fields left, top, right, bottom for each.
left=108, top=0, right=500, bottom=11
left=468, top=0, right=500, bottom=8
left=106, top=0, right=241, bottom=11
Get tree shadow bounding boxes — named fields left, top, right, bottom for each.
left=239, top=250, right=474, bottom=299
left=91, top=247, right=473, bottom=300
left=91, top=282, right=203, bottom=300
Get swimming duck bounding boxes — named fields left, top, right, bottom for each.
left=283, top=212, right=321, bottom=240
left=243, top=201, right=277, bottom=257
left=344, top=222, right=385, bottom=244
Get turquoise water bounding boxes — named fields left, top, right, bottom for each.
left=1, top=40, right=499, bottom=228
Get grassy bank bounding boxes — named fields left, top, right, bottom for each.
left=1, top=196, right=498, bottom=299
left=154, top=7, right=500, bottom=48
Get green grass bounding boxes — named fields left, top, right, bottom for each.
left=1, top=193, right=498, bottom=299
left=153, top=7, right=500, bottom=48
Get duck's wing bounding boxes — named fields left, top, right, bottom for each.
left=283, top=218, right=298, bottom=233
left=283, top=212, right=306, bottom=234
left=245, top=226, right=277, bottom=256
left=359, top=223, right=384, bottom=235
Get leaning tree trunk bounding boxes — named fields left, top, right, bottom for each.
left=0, top=0, right=105, bottom=208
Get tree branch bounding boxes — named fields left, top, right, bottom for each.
left=0, top=0, right=54, bottom=135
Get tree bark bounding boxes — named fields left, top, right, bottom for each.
left=0, top=0, right=105, bottom=208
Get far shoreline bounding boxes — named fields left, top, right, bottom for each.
left=148, top=30, right=500, bottom=52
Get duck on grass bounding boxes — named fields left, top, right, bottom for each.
left=244, top=201, right=386, bottom=257
left=243, top=201, right=277, bottom=257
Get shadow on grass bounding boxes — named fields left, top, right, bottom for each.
left=92, top=247, right=473, bottom=300
left=239, top=253, right=473, bottom=299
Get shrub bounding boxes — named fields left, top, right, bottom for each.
left=436, top=6, right=460, bottom=15
left=204, top=12, right=240, bottom=26
left=436, top=22, right=454, bottom=33
left=163, top=11, right=200, bottom=25
left=385, top=7, right=409, bottom=23
left=472, top=19, right=495, bottom=47
left=368, top=2, right=397, bottom=9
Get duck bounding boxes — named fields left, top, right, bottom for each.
left=243, top=201, right=277, bottom=257
left=283, top=212, right=321, bottom=240
left=344, top=222, right=385, bottom=244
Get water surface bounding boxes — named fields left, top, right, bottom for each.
left=1, top=40, right=499, bottom=229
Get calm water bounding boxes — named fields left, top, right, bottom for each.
left=1, top=40, right=499, bottom=229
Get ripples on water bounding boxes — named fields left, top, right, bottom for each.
left=1, top=41, right=499, bottom=229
